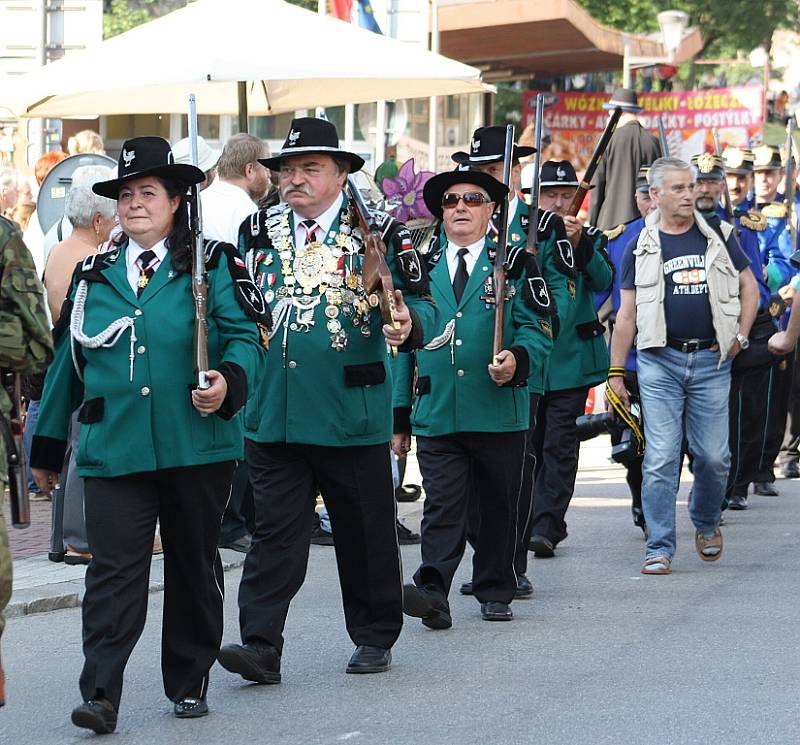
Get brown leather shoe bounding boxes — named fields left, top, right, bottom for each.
left=695, top=527, right=723, bottom=562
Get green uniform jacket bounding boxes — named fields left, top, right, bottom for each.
left=32, top=240, right=268, bottom=477
left=239, top=197, right=438, bottom=447
left=544, top=226, right=613, bottom=392
left=490, top=202, right=577, bottom=392
left=401, top=236, right=554, bottom=437
left=0, top=216, right=53, bottom=484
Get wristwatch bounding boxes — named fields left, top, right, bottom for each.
left=736, top=332, right=750, bottom=350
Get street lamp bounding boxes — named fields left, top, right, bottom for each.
left=623, top=10, right=689, bottom=88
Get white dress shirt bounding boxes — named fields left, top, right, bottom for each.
left=292, top=192, right=344, bottom=248
left=485, top=194, right=519, bottom=239
left=200, top=179, right=258, bottom=245
left=446, top=237, right=485, bottom=282
left=126, top=238, right=168, bottom=293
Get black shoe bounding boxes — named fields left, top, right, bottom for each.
left=71, top=699, right=117, bottom=734
left=529, top=534, right=555, bottom=558
left=480, top=601, right=513, bottom=622
left=754, top=481, right=779, bottom=497
left=728, top=493, right=748, bottom=510
left=632, top=507, right=646, bottom=530
left=783, top=462, right=800, bottom=479
left=396, top=520, right=421, bottom=545
left=515, top=574, right=534, bottom=599
left=395, top=484, right=422, bottom=503
left=219, top=534, right=252, bottom=553
left=459, top=581, right=474, bottom=596
left=174, top=697, right=209, bottom=718
left=346, top=645, right=391, bottom=674
left=402, top=583, right=452, bottom=629
left=217, top=642, right=281, bottom=684
left=310, top=522, right=335, bottom=546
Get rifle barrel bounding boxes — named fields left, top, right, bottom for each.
left=525, top=94, right=544, bottom=255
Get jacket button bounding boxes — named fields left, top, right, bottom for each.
left=140, top=386, right=150, bottom=396
left=455, top=339, right=463, bottom=346
left=457, top=369, right=465, bottom=377
left=137, top=345, right=146, bottom=354
left=134, top=309, right=142, bottom=316
left=456, top=312, right=463, bottom=318
left=288, top=361, right=297, bottom=369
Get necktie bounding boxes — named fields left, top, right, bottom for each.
left=452, top=247, right=470, bottom=303
left=136, top=249, right=158, bottom=297
left=300, top=219, right=319, bottom=245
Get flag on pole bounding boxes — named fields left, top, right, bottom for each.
left=356, top=0, right=382, bottom=33
left=329, top=0, right=353, bottom=21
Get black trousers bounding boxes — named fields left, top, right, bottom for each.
left=727, top=363, right=772, bottom=497
left=219, top=461, right=254, bottom=543
left=81, top=461, right=234, bottom=710
left=530, top=386, right=589, bottom=545
left=780, top=345, right=800, bottom=468
left=756, top=356, right=794, bottom=483
left=239, top=440, right=402, bottom=654
left=414, top=431, right=525, bottom=604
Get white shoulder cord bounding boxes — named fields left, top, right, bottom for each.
left=69, top=279, right=138, bottom=382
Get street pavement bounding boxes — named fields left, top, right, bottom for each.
left=1, top=436, right=799, bottom=744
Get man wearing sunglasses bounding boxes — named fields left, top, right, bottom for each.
left=526, top=160, right=614, bottom=559
left=394, top=168, right=555, bottom=628
left=452, top=128, right=579, bottom=592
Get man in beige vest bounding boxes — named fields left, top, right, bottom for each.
left=608, top=157, right=758, bottom=575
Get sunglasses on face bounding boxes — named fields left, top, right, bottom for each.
left=441, top=191, right=490, bottom=209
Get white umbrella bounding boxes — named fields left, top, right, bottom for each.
left=10, top=0, right=488, bottom=119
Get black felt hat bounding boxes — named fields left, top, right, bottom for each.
left=636, top=166, right=651, bottom=192
left=603, top=87, right=643, bottom=113
left=422, top=168, right=509, bottom=220
left=93, top=136, right=204, bottom=199
left=259, top=117, right=364, bottom=172
left=540, top=160, right=579, bottom=188
left=691, top=153, right=725, bottom=181
left=451, top=126, right=535, bottom=166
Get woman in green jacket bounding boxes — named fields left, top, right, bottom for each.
left=30, top=137, right=268, bottom=733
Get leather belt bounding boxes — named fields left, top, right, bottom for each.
left=666, top=337, right=717, bottom=353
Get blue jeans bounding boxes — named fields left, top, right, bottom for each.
left=637, top=347, right=732, bottom=559
left=24, top=399, right=40, bottom=491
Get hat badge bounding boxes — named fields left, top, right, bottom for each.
left=288, top=129, right=301, bottom=146
left=122, top=148, right=135, bottom=169
left=471, top=138, right=480, bottom=153
left=726, top=149, right=745, bottom=169
left=697, top=153, right=716, bottom=174
left=556, top=166, right=566, bottom=179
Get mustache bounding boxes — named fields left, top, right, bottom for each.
left=282, top=185, right=312, bottom=198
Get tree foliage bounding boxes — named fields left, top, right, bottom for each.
left=577, top=0, right=799, bottom=58
left=103, top=0, right=158, bottom=39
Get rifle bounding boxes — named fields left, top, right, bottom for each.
left=1, top=371, right=29, bottom=528
left=188, top=94, right=210, bottom=399
left=347, top=175, right=400, bottom=358
left=525, top=94, right=545, bottom=257
left=657, top=116, right=670, bottom=157
left=567, top=106, right=622, bottom=216
left=784, top=117, right=797, bottom=248
left=712, top=128, right=735, bottom=224
left=492, top=124, right=515, bottom=365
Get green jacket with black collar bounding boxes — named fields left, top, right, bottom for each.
left=31, top=239, right=269, bottom=477
left=238, top=196, right=438, bottom=447
left=392, top=234, right=554, bottom=438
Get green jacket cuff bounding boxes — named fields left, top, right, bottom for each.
left=507, top=345, right=530, bottom=386
left=398, top=307, right=424, bottom=351
left=393, top=406, right=412, bottom=434
left=216, top=361, right=248, bottom=420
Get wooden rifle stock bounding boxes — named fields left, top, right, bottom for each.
left=525, top=94, right=545, bottom=257
left=657, top=116, right=670, bottom=157
left=188, top=94, right=210, bottom=396
left=347, top=176, right=400, bottom=358
left=567, top=106, right=622, bottom=217
left=492, top=124, right=515, bottom=364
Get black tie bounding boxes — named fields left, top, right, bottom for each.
left=137, top=249, right=158, bottom=297
left=452, top=247, right=470, bottom=303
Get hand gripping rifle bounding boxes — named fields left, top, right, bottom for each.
left=525, top=94, right=545, bottom=257
left=188, top=94, right=210, bottom=401
left=347, top=176, right=400, bottom=358
left=0, top=371, right=30, bottom=528
left=566, top=106, right=622, bottom=217
left=657, top=116, right=670, bottom=157
left=712, top=128, right=735, bottom=225
left=492, top=124, right=515, bottom=365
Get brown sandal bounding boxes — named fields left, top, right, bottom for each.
left=695, top=528, right=723, bottom=562
left=641, top=556, right=672, bottom=575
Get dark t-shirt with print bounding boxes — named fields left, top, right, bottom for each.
left=621, top=223, right=750, bottom=340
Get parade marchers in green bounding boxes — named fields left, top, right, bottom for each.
left=32, top=240, right=267, bottom=477
left=239, top=196, right=439, bottom=447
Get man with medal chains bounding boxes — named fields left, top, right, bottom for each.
left=218, top=118, right=437, bottom=681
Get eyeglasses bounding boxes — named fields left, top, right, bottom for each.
left=441, top=191, right=490, bottom=209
